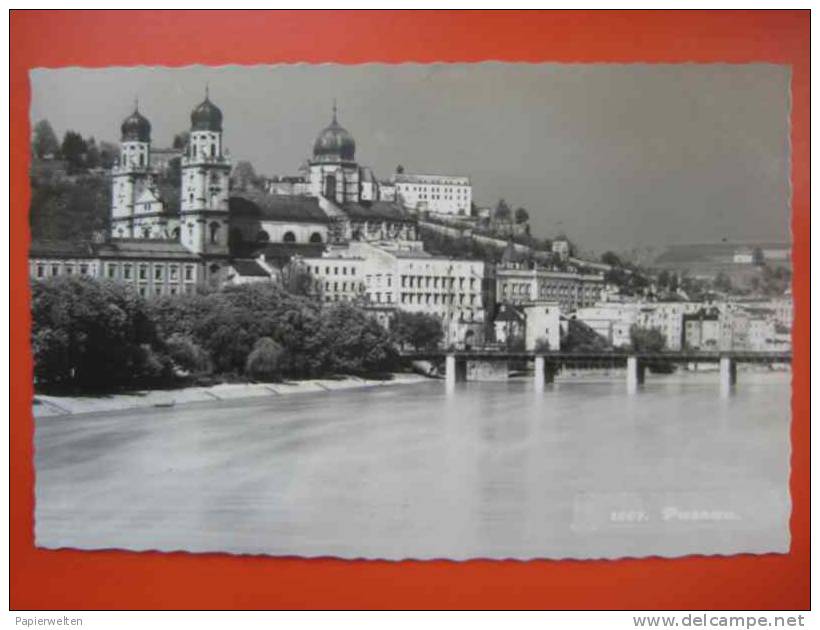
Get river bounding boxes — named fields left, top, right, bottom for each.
left=35, top=370, right=791, bottom=560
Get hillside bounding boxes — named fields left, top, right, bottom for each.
left=29, top=173, right=111, bottom=242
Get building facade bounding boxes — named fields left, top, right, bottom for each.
left=393, top=173, right=472, bottom=216
left=496, top=264, right=605, bottom=314
left=301, top=241, right=489, bottom=346
left=29, top=239, right=204, bottom=297
left=574, top=303, right=639, bottom=348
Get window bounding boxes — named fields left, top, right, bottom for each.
left=257, top=230, right=270, bottom=243
left=154, top=266, right=164, bottom=281
left=184, top=265, right=194, bottom=281
left=283, top=231, right=296, bottom=243
left=124, top=264, right=132, bottom=280
left=64, top=265, right=73, bottom=276
left=36, top=265, right=44, bottom=278
left=169, top=265, right=179, bottom=281
left=107, top=264, right=117, bottom=279
left=309, top=232, right=323, bottom=243
left=209, top=222, right=220, bottom=244
left=139, top=265, right=148, bottom=280
left=51, top=264, right=59, bottom=276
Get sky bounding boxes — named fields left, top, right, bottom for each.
left=30, top=63, right=790, bottom=253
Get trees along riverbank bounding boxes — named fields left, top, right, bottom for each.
left=32, top=277, right=442, bottom=393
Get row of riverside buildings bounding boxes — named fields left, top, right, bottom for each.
left=29, top=93, right=791, bottom=352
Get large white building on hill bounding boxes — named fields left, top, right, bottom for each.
left=392, top=172, right=472, bottom=216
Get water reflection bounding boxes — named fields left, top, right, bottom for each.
left=35, top=371, right=790, bottom=560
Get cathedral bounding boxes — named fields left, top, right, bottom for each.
left=30, top=92, right=420, bottom=294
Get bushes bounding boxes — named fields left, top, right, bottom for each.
left=245, top=338, right=286, bottom=381
left=389, top=310, right=443, bottom=351
left=321, top=302, right=399, bottom=375
left=31, top=277, right=403, bottom=391
left=31, top=276, right=170, bottom=388
left=164, top=334, right=211, bottom=375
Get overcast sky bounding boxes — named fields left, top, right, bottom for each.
left=30, top=63, right=790, bottom=253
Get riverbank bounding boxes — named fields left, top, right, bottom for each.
left=33, top=373, right=432, bottom=418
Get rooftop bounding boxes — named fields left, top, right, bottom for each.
left=342, top=200, right=415, bottom=222
left=393, top=173, right=470, bottom=185
left=230, top=193, right=330, bottom=224
left=30, top=238, right=201, bottom=261
left=230, top=259, right=272, bottom=278
left=97, top=239, right=200, bottom=260
left=29, top=239, right=97, bottom=258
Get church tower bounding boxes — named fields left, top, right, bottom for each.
left=111, top=103, right=164, bottom=239
left=180, top=89, right=231, bottom=259
left=308, top=102, right=360, bottom=204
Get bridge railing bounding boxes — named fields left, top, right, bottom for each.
left=399, top=350, right=791, bottom=363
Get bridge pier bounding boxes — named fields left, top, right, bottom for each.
left=720, top=356, right=737, bottom=396
left=445, top=354, right=468, bottom=390
left=626, top=355, right=645, bottom=394
left=534, top=356, right=557, bottom=392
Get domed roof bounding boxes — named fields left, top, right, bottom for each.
left=313, top=104, right=355, bottom=162
left=190, top=89, right=223, bottom=132
left=121, top=105, right=151, bottom=142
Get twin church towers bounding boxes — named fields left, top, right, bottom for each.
left=110, top=90, right=231, bottom=257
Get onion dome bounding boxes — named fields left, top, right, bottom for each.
left=313, top=102, right=355, bottom=161
left=120, top=105, right=151, bottom=142
left=190, top=88, right=223, bottom=132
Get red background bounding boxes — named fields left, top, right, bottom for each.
left=10, top=10, right=810, bottom=610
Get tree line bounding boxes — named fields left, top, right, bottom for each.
left=31, top=276, right=444, bottom=392
left=32, top=119, right=118, bottom=173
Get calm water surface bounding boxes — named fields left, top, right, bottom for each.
left=35, top=371, right=791, bottom=559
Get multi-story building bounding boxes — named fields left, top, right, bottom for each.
left=301, top=241, right=489, bottom=345
left=496, top=264, right=605, bottom=314
left=303, top=253, right=366, bottom=304
left=393, top=173, right=472, bottom=216
left=522, top=302, right=561, bottom=351
left=634, top=302, right=706, bottom=351
left=682, top=308, right=722, bottom=350
left=29, top=239, right=204, bottom=297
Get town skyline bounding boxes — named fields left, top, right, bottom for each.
left=30, top=63, right=790, bottom=252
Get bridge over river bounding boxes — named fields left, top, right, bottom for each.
left=400, top=350, right=792, bottom=394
